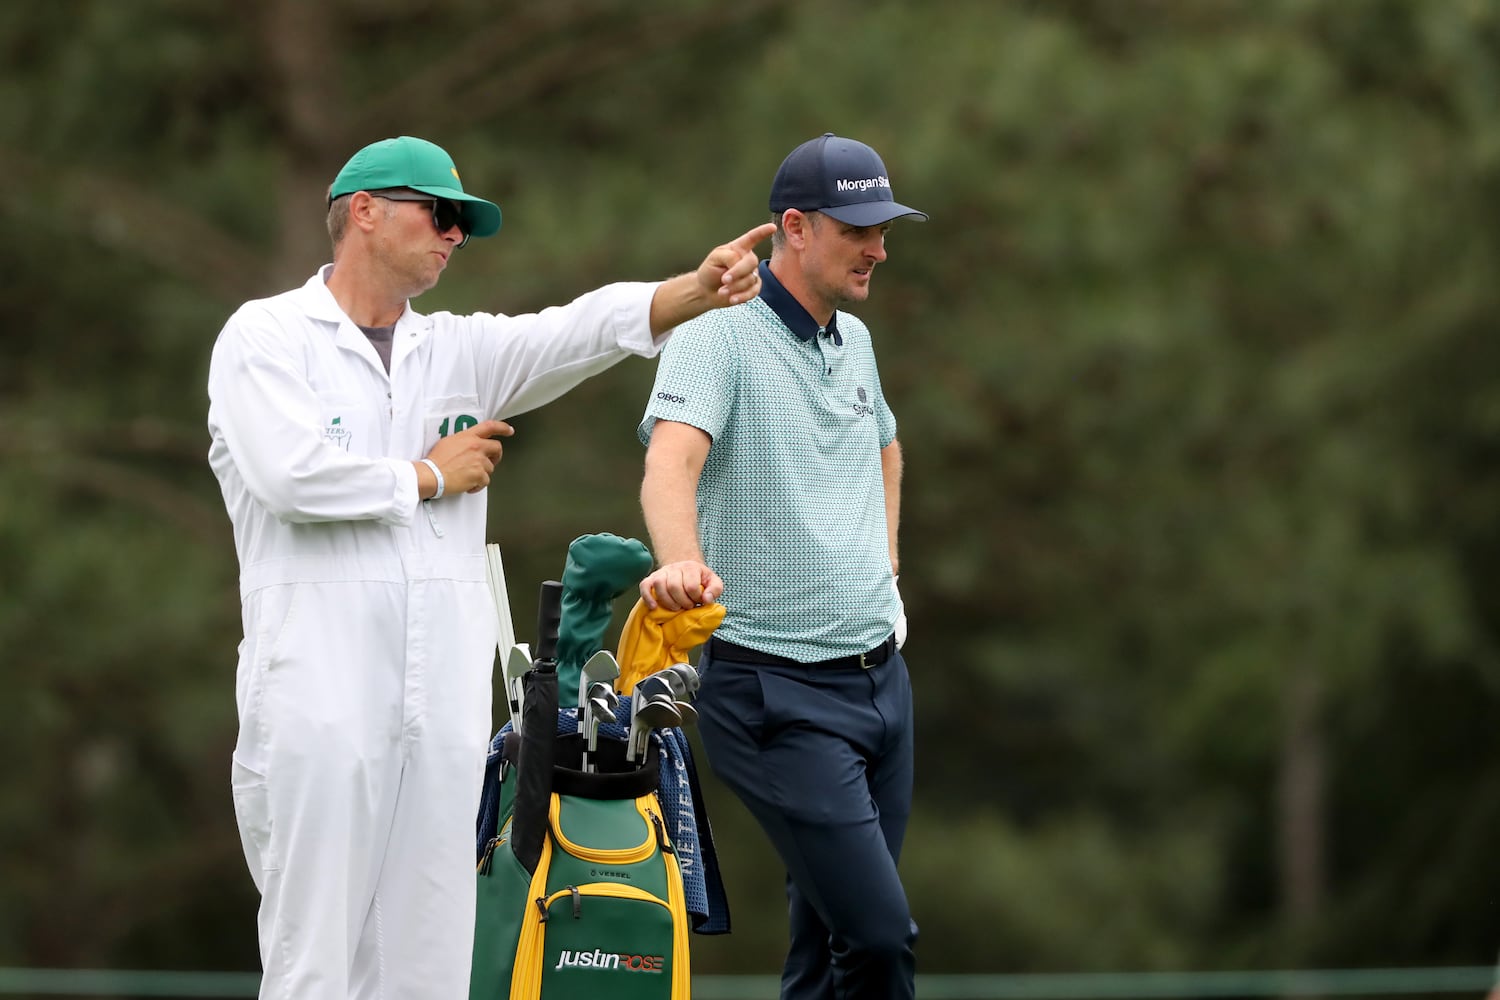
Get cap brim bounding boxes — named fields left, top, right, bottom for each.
left=410, top=184, right=503, bottom=237
left=820, top=201, right=928, bottom=227
left=822, top=199, right=924, bottom=224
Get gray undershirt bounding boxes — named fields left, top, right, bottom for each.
left=359, top=323, right=396, bottom=373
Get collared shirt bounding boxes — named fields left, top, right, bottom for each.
left=638, top=260, right=898, bottom=663
left=756, top=259, right=841, bottom=345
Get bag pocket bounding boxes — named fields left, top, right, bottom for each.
left=550, top=794, right=658, bottom=863
left=470, top=821, right=533, bottom=1000
left=532, top=883, right=679, bottom=999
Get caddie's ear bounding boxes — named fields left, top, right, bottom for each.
left=347, top=190, right=384, bottom=235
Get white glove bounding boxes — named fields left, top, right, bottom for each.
left=893, top=575, right=907, bottom=650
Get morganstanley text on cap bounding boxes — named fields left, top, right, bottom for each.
left=769, top=132, right=928, bottom=228
left=329, top=136, right=503, bottom=239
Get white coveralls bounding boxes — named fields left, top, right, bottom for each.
left=207, top=266, right=664, bottom=1000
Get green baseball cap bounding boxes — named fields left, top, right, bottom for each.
left=329, top=136, right=502, bottom=238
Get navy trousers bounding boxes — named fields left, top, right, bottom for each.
left=696, top=642, right=917, bottom=1000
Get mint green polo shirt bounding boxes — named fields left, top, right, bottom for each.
left=638, top=261, right=899, bottom=662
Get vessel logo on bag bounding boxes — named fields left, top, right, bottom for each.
left=590, top=868, right=632, bottom=880
left=553, top=949, right=664, bottom=973
left=324, top=415, right=352, bottom=450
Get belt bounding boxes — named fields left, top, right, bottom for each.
left=706, top=634, right=896, bottom=671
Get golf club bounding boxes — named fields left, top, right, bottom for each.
left=576, top=650, right=621, bottom=732
left=665, top=662, right=700, bottom=697
left=577, top=650, right=621, bottom=773
left=502, top=643, right=532, bottom=736
left=655, top=662, right=700, bottom=724
left=584, top=682, right=620, bottom=774
left=626, top=672, right=683, bottom=764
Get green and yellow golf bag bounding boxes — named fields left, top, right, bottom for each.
left=470, top=536, right=715, bottom=1000
left=471, top=727, right=691, bottom=1000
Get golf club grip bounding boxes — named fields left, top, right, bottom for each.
left=533, top=579, right=563, bottom=668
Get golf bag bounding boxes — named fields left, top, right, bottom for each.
left=469, top=579, right=692, bottom=1000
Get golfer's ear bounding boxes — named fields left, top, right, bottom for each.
left=781, top=209, right=810, bottom=248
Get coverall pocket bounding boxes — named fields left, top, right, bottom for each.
left=425, top=393, right=482, bottom=449
left=232, top=583, right=302, bottom=781
left=230, top=759, right=278, bottom=885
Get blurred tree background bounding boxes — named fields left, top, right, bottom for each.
left=3, top=0, right=1500, bottom=980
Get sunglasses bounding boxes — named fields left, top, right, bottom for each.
left=370, top=189, right=470, bottom=248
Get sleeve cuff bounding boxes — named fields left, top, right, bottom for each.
left=386, top=458, right=419, bottom=526
left=615, top=281, right=667, bottom=357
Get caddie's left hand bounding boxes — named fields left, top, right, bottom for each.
left=697, top=223, right=776, bottom=307
left=894, top=575, right=908, bottom=650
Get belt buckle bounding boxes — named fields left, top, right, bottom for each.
left=858, top=649, right=871, bottom=670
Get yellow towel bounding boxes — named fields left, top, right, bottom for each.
left=614, top=599, right=726, bottom=694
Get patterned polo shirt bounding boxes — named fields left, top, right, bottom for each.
left=639, top=260, right=899, bottom=662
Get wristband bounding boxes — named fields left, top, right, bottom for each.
left=420, top=458, right=445, bottom=500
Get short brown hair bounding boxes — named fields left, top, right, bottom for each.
left=327, top=192, right=353, bottom=249
left=770, top=209, right=825, bottom=252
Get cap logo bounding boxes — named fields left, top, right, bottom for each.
left=836, top=175, right=891, bottom=194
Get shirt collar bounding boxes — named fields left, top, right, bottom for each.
left=303, top=263, right=425, bottom=327
left=757, top=260, right=839, bottom=343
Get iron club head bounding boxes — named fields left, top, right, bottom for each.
left=626, top=674, right=683, bottom=763
left=577, top=650, right=622, bottom=733
left=665, top=662, right=700, bottom=697
left=651, top=663, right=699, bottom=724
left=502, top=644, right=532, bottom=735
left=587, top=683, right=619, bottom=725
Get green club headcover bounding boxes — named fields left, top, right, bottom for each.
left=556, top=532, right=654, bottom=703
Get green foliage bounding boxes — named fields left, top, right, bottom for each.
left=4, top=0, right=1500, bottom=976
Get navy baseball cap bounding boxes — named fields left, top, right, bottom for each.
left=769, top=133, right=928, bottom=227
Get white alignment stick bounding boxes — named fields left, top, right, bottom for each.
left=485, top=543, right=517, bottom=657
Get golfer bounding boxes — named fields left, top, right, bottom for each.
left=637, top=132, right=925, bottom=1000
left=207, top=134, right=772, bottom=999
